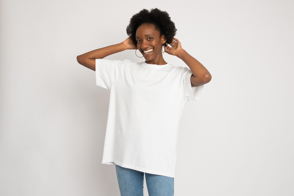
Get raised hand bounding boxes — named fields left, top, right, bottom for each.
left=122, top=36, right=137, bottom=50
left=163, top=37, right=183, bottom=56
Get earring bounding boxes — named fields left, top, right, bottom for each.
left=135, top=49, right=144, bottom=58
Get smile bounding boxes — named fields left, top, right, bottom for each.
left=143, top=49, right=153, bottom=56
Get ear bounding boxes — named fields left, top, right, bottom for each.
left=161, top=34, right=167, bottom=46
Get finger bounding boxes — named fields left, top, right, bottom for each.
left=172, top=38, right=178, bottom=43
left=172, top=38, right=179, bottom=47
left=169, top=42, right=176, bottom=48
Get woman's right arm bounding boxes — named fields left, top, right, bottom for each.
left=77, top=37, right=137, bottom=71
left=76, top=43, right=127, bottom=71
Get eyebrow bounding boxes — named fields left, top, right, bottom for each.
left=136, top=34, right=153, bottom=39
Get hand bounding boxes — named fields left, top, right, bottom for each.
left=163, top=37, right=183, bottom=56
left=122, top=36, right=137, bottom=50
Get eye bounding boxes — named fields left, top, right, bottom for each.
left=147, top=37, right=153, bottom=40
left=137, top=40, right=141, bottom=43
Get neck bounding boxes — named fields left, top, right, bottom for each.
left=145, top=52, right=167, bottom=65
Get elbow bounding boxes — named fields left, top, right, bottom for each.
left=203, top=74, right=212, bottom=83
left=76, top=55, right=96, bottom=71
left=77, top=55, right=87, bottom=66
left=77, top=55, right=83, bottom=64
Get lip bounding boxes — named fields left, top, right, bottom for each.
left=142, top=48, right=153, bottom=56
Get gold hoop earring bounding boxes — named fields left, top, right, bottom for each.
left=135, top=49, right=144, bottom=58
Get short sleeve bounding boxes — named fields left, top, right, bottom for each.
left=95, top=59, right=124, bottom=90
left=181, top=67, right=205, bottom=102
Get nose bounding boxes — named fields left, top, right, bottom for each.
left=140, top=39, right=149, bottom=51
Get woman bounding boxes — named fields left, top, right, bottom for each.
left=77, top=8, right=211, bottom=196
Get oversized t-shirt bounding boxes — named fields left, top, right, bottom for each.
left=95, top=58, right=204, bottom=178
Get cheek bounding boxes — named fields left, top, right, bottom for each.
left=153, top=41, right=161, bottom=48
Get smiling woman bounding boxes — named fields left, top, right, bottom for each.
left=76, top=8, right=211, bottom=196
left=135, top=23, right=167, bottom=65
left=126, top=8, right=177, bottom=65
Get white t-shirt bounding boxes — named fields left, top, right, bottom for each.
left=95, top=58, right=204, bottom=178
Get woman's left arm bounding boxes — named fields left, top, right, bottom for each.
left=165, top=37, right=212, bottom=87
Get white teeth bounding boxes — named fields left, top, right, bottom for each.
left=144, top=49, right=153, bottom=53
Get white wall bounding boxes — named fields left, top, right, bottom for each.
left=1, top=0, right=293, bottom=195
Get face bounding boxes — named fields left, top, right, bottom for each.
left=135, top=23, right=166, bottom=64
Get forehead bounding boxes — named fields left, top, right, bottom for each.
left=135, top=23, right=160, bottom=38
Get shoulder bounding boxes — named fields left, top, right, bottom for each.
left=107, top=59, right=136, bottom=69
left=169, top=64, right=191, bottom=74
left=178, top=66, right=193, bottom=76
left=121, top=59, right=140, bottom=66
left=122, top=59, right=133, bottom=63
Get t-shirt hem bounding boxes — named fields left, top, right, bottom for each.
left=102, top=160, right=175, bottom=178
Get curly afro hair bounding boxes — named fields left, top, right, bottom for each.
left=126, top=8, right=177, bottom=47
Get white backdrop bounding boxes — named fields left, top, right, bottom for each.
left=1, top=0, right=293, bottom=195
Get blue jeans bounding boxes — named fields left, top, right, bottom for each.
left=115, top=164, right=174, bottom=196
